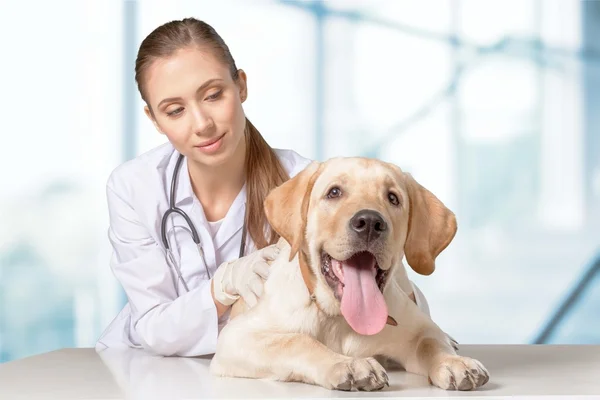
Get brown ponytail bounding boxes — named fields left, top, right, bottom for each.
left=135, top=17, right=290, bottom=249
left=244, top=118, right=289, bottom=249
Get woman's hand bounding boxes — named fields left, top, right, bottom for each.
left=211, top=243, right=282, bottom=309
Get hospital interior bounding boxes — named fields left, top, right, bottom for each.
left=0, top=0, right=599, bottom=364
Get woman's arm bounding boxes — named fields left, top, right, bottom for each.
left=106, top=180, right=224, bottom=357
left=211, top=282, right=231, bottom=318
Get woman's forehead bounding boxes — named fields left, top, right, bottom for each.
left=144, top=47, right=231, bottom=104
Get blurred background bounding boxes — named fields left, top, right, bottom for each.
left=1, top=0, right=599, bottom=363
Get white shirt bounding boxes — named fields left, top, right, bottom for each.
left=206, top=218, right=223, bottom=239
left=95, top=142, right=428, bottom=357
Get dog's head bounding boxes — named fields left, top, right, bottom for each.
left=264, top=158, right=456, bottom=336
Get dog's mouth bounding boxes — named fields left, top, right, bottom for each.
left=320, top=251, right=390, bottom=336
left=321, top=252, right=388, bottom=298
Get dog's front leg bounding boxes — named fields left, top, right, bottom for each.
left=374, top=306, right=489, bottom=391
left=405, top=331, right=489, bottom=391
left=364, top=272, right=489, bottom=391
left=211, top=331, right=389, bottom=391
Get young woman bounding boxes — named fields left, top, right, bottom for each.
left=96, top=17, right=430, bottom=357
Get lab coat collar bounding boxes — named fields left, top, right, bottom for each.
left=173, top=152, right=196, bottom=209
left=158, top=149, right=196, bottom=210
left=212, top=184, right=246, bottom=252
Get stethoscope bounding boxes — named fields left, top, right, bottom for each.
left=160, top=153, right=247, bottom=293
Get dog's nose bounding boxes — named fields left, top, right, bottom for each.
left=349, top=210, right=387, bottom=242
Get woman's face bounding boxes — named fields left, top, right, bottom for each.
left=143, top=46, right=248, bottom=168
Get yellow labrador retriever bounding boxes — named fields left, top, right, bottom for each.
left=210, top=157, right=489, bottom=391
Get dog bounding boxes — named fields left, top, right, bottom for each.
left=210, top=157, right=489, bottom=391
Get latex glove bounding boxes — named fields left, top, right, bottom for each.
left=212, top=243, right=281, bottom=307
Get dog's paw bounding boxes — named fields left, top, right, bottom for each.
left=324, top=357, right=389, bottom=391
left=428, top=355, right=489, bottom=391
left=446, top=333, right=459, bottom=351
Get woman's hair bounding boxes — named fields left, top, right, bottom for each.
left=135, top=17, right=289, bottom=249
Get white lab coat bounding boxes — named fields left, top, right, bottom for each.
left=95, top=142, right=429, bottom=357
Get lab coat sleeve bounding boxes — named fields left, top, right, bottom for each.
left=106, top=182, right=219, bottom=357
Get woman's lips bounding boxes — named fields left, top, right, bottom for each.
left=195, top=133, right=226, bottom=154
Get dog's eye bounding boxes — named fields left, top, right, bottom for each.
left=388, top=192, right=400, bottom=206
left=326, top=187, right=342, bottom=199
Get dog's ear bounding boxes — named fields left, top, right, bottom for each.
left=264, top=161, right=323, bottom=261
left=403, top=173, right=457, bottom=275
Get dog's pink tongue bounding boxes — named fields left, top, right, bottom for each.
left=340, top=252, right=388, bottom=336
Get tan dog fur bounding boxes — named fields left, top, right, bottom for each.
left=210, top=158, right=489, bottom=391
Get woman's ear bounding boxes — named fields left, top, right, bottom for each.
left=237, top=69, right=248, bottom=103
left=144, top=105, right=165, bottom=135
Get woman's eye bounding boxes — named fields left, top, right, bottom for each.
left=326, top=187, right=342, bottom=199
left=388, top=192, right=400, bottom=206
left=166, top=107, right=183, bottom=116
left=206, top=90, right=222, bottom=101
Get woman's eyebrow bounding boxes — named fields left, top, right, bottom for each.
left=157, top=78, right=224, bottom=108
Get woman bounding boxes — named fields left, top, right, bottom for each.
left=96, top=17, right=430, bottom=357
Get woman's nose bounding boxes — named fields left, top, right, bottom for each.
left=190, top=107, right=214, bottom=134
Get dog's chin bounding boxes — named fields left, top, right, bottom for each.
left=320, top=250, right=389, bottom=302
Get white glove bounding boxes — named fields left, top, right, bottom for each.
left=212, top=243, right=281, bottom=307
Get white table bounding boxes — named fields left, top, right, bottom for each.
left=0, top=345, right=599, bottom=399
